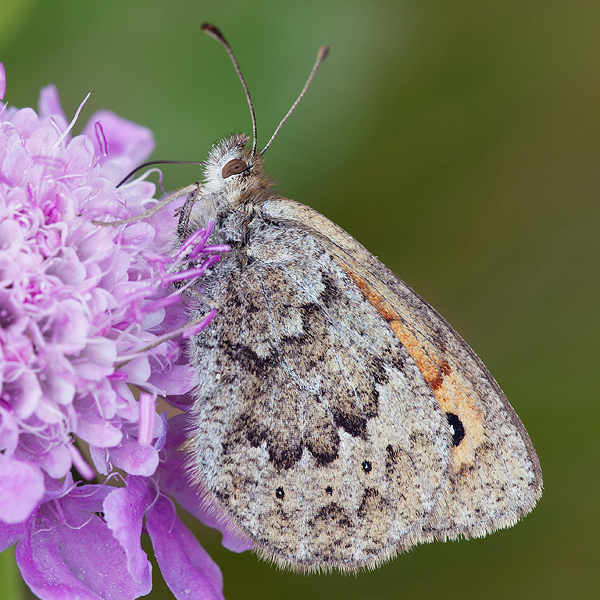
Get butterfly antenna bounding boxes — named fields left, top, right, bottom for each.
left=202, top=23, right=258, bottom=156
left=260, top=45, right=329, bottom=156
left=117, top=160, right=205, bottom=187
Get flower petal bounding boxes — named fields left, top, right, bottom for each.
left=0, top=62, right=5, bottom=100
left=39, top=444, right=72, bottom=479
left=109, top=436, right=158, bottom=476
left=0, top=457, right=44, bottom=524
left=37, top=84, right=67, bottom=131
left=0, top=519, right=27, bottom=553
left=148, top=364, right=196, bottom=396
left=77, top=417, right=123, bottom=448
left=0, top=404, right=19, bottom=457
left=103, top=476, right=151, bottom=582
left=16, top=489, right=152, bottom=600
left=146, top=494, right=224, bottom=600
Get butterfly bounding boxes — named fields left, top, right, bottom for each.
left=170, top=24, right=542, bottom=572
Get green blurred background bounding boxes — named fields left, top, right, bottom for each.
left=1, top=1, right=598, bottom=598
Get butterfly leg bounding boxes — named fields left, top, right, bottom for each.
left=176, top=182, right=203, bottom=241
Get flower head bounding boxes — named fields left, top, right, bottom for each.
left=0, top=64, right=247, bottom=599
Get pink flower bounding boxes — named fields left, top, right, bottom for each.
left=0, top=64, right=248, bottom=599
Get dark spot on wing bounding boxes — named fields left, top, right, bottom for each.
left=446, top=412, right=465, bottom=447
left=318, top=272, right=339, bottom=308
left=312, top=503, right=354, bottom=530
left=308, top=433, right=340, bottom=467
left=331, top=407, right=368, bottom=439
left=369, top=355, right=389, bottom=385
left=268, top=441, right=303, bottom=470
left=357, top=487, right=388, bottom=518
left=219, top=340, right=274, bottom=377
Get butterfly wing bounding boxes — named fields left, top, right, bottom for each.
left=186, top=196, right=541, bottom=571
left=262, top=198, right=543, bottom=543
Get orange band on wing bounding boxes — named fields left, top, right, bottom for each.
left=345, top=268, right=485, bottom=466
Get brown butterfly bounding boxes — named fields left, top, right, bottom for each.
left=171, top=24, right=542, bottom=572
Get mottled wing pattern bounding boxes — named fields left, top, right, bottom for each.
left=262, top=199, right=543, bottom=544
left=187, top=206, right=452, bottom=570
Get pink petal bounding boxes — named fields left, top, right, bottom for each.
left=0, top=519, right=26, bottom=553
left=2, top=142, right=29, bottom=184
left=0, top=62, right=5, bottom=100
left=16, top=489, right=151, bottom=600
left=109, top=436, right=158, bottom=476
left=4, top=369, right=42, bottom=419
left=44, top=247, right=87, bottom=285
left=121, top=221, right=156, bottom=248
left=63, top=135, right=95, bottom=176
left=103, top=477, right=151, bottom=582
left=89, top=445, right=108, bottom=476
left=118, top=357, right=151, bottom=387
left=39, top=444, right=71, bottom=479
left=148, top=364, right=197, bottom=396
left=0, top=457, right=44, bottom=524
left=39, top=361, right=76, bottom=407
left=146, top=494, right=224, bottom=600
left=24, top=125, right=60, bottom=157
left=37, top=84, right=67, bottom=130
left=9, top=107, right=39, bottom=138
left=68, top=445, right=95, bottom=481
left=0, top=217, right=24, bottom=249
left=0, top=405, right=19, bottom=456
left=49, top=300, right=90, bottom=354
left=77, top=417, right=123, bottom=448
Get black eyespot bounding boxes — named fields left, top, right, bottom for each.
left=446, top=412, right=465, bottom=447
left=325, top=486, right=333, bottom=495
left=362, top=460, right=372, bottom=473
left=222, top=159, right=247, bottom=178
left=275, top=486, right=285, bottom=500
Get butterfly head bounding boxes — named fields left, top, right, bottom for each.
left=202, top=133, right=269, bottom=198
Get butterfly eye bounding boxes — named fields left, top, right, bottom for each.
left=222, top=159, right=247, bottom=179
